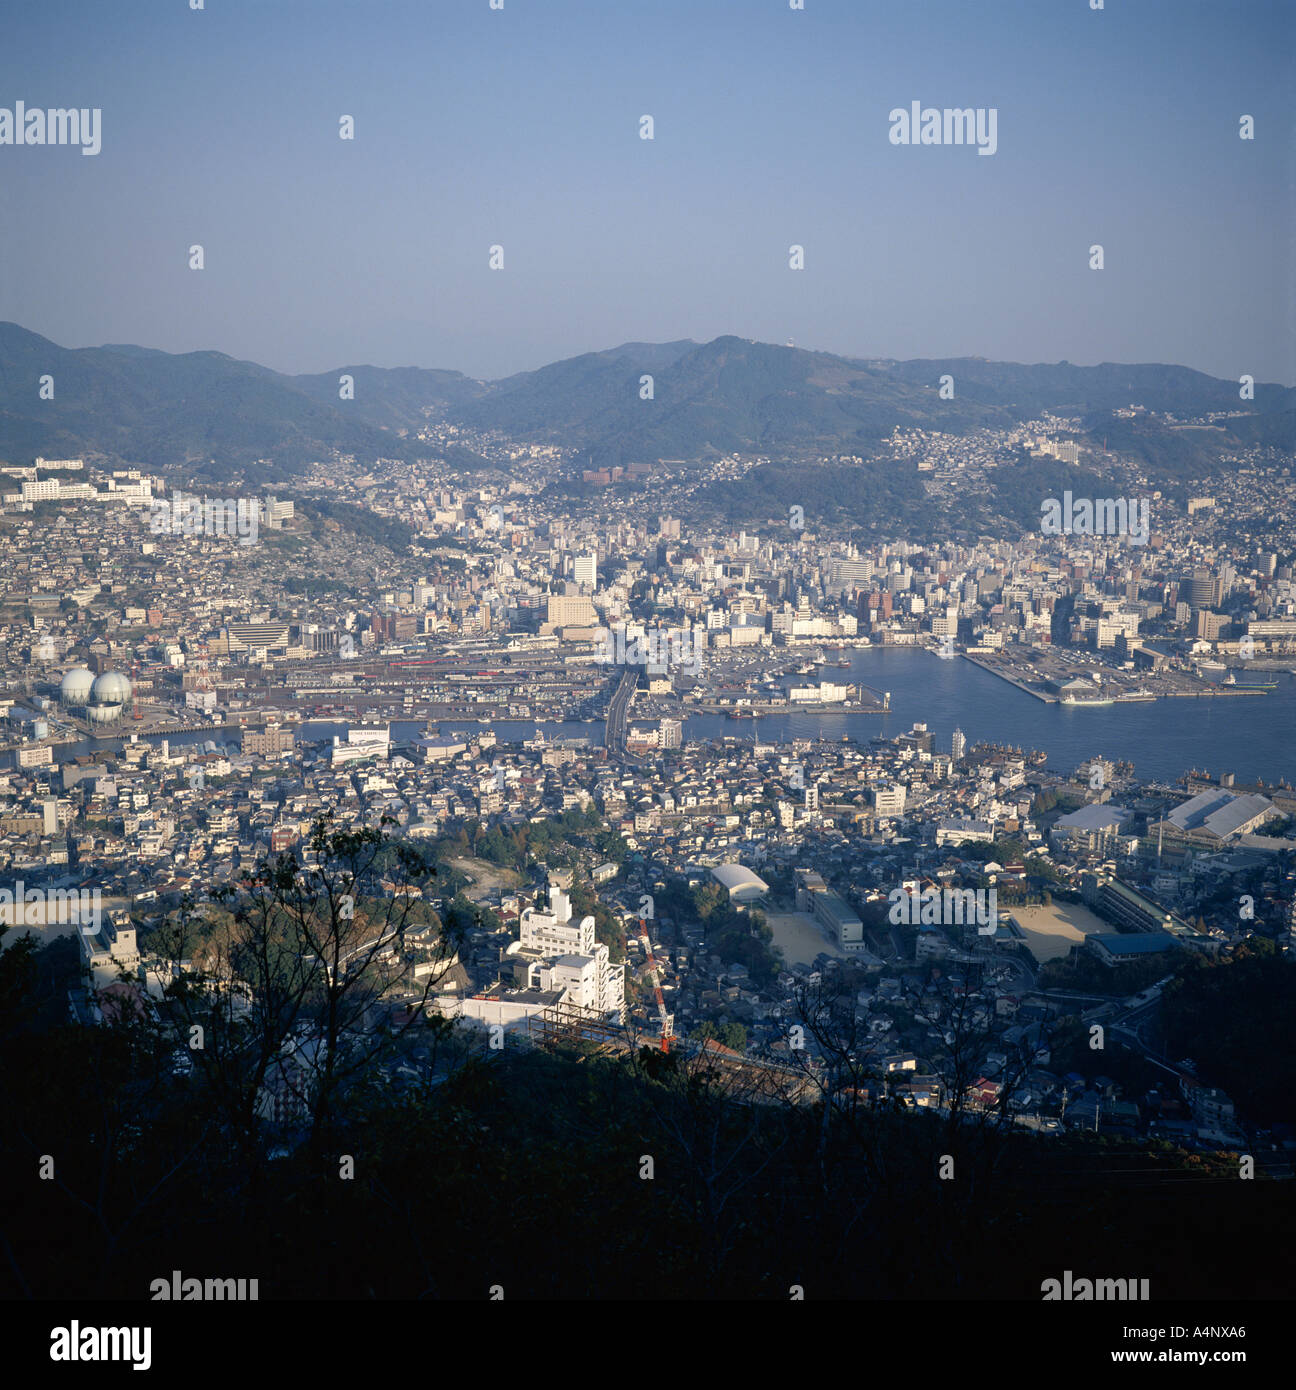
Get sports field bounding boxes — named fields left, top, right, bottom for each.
left=1011, top=901, right=1109, bottom=962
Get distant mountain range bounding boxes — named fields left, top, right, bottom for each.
left=0, top=322, right=1291, bottom=483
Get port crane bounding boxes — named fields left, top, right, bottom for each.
left=637, top=917, right=675, bottom=1052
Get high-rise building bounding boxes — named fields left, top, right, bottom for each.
left=573, top=552, right=598, bottom=588
left=951, top=728, right=966, bottom=763
left=1187, top=568, right=1216, bottom=609
left=520, top=886, right=590, bottom=954
left=518, top=886, right=625, bottom=1023
left=546, top=594, right=597, bottom=628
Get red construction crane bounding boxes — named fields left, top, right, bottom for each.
left=637, top=917, right=675, bottom=1052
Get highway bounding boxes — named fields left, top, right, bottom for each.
left=605, top=666, right=640, bottom=761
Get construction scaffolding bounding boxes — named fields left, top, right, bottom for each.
left=525, top=999, right=622, bottom=1055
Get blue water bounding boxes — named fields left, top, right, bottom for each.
left=684, top=648, right=1296, bottom=787
left=39, top=653, right=1293, bottom=788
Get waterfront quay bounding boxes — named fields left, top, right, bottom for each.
left=961, top=649, right=1268, bottom=705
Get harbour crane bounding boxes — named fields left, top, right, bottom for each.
left=637, top=917, right=675, bottom=1052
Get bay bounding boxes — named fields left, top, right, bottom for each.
left=683, top=647, right=1296, bottom=788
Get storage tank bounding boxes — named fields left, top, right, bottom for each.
left=59, top=668, right=95, bottom=708
left=92, top=671, right=133, bottom=706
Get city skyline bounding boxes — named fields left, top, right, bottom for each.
left=2, top=0, right=1293, bottom=1335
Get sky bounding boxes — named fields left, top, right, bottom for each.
left=1, top=0, right=1292, bottom=384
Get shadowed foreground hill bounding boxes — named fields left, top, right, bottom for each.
left=0, top=1010, right=1290, bottom=1301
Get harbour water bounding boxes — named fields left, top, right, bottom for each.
left=35, top=649, right=1295, bottom=788
left=683, top=647, right=1296, bottom=787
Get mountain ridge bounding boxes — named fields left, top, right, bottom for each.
left=0, top=322, right=1290, bottom=480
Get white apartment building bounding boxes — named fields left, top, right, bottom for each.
left=520, top=886, right=591, bottom=953
left=536, top=952, right=623, bottom=1018
left=1095, top=612, right=1140, bottom=649
left=872, top=784, right=907, bottom=816
left=81, top=912, right=141, bottom=989
left=573, top=552, right=598, bottom=588
left=518, top=885, right=625, bottom=1023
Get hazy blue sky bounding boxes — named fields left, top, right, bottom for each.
left=1, top=0, right=1292, bottom=383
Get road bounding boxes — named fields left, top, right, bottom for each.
left=605, top=666, right=640, bottom=761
